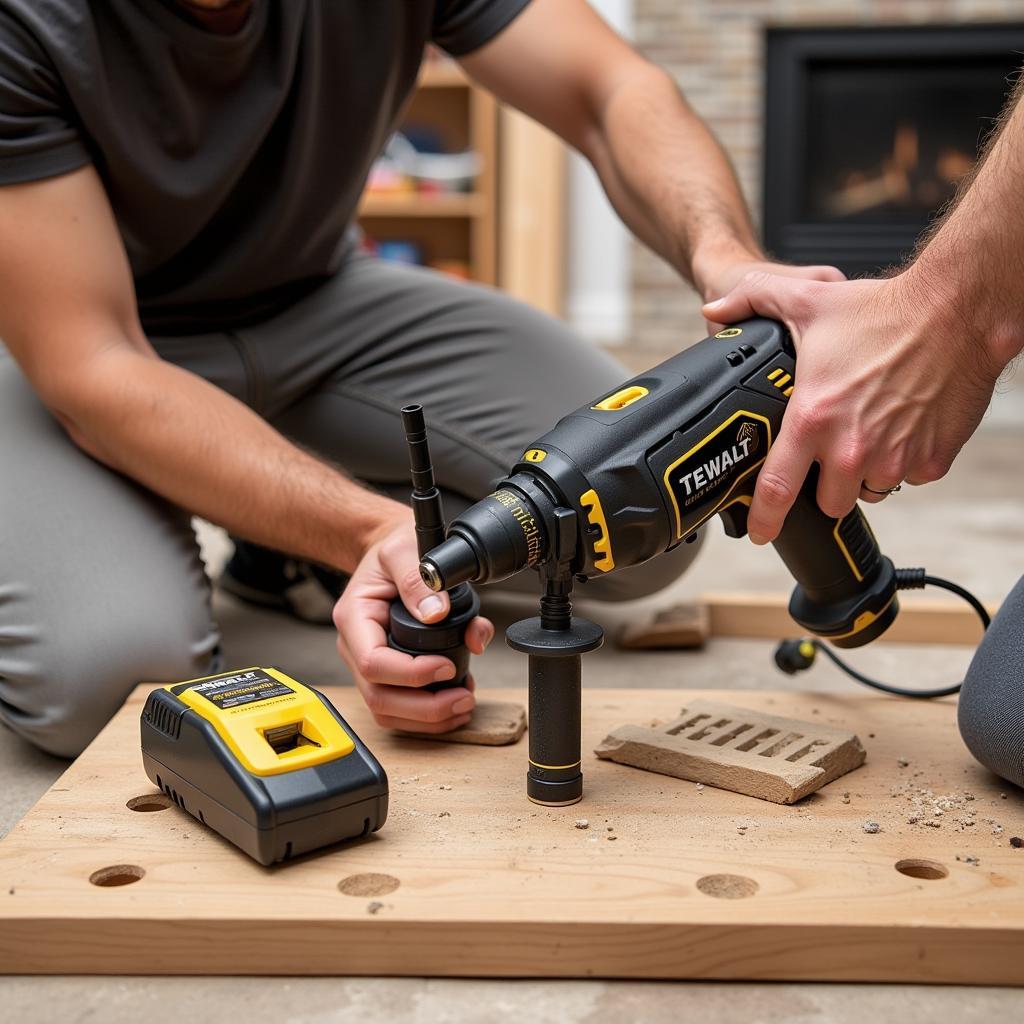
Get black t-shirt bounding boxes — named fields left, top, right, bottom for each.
left=0, top=0, right=529, bottom=331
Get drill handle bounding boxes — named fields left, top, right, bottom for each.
left=771, top=465, right=898, bottom=648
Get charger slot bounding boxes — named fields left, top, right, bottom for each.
left=263, top=722, right=321, bottom=755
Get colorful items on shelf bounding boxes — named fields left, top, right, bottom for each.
left=365, top=131, right=480, bottom=197
left=375, top=240, right=422, bottom=266
left=360, top=235, right=471, bottom=281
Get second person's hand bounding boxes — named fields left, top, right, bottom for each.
left=702, top=268, right=1006, bottom=544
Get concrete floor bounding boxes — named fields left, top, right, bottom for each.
left=2, top=429, right=1021, bottom=1020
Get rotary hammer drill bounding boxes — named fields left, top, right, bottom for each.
left=395, top=318, right=981, bottom=806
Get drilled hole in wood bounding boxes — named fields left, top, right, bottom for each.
left=338, top=872, right=400, bottom=897
left=895, top=858, right=948, bottom=881
left=126, top=794, right=173, bottom=813
left=696, top=874, right=759, bottom=899
left=89, top=864, right=145, bottom=887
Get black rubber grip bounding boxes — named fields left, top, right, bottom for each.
left=526, top=654, right=583, bottom=804
left=387, top=582, right=480, bottom=692
left=773, top=465, right=897, bottom=647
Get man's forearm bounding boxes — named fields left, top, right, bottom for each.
left=459, top=2, right=763, bottom=297
left=586, top=62, right=762, bottom=296
left=60, top=347, right=407, bottom=573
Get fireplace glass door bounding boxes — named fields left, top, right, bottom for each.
left=764, top=25, right=1024, bottom=275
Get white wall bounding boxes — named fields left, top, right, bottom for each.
left=565, top=0, right=634, bottom=347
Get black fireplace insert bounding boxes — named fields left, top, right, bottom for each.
left=763, top=23, right=1024, bottom=275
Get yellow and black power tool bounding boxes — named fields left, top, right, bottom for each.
left=140, top=667, right=388, bottom=864
left=408, top=317, right=989, bottom=806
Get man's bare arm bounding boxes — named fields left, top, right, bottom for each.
left=0, top=166, right=406, bottom=574
left=703, top=80, right=1024, bottom=541
left=460, top=0, right=841, bottom=297
left=4, top=165, right=492, bottom=731
left=904, top=78, right=1024, bottom=370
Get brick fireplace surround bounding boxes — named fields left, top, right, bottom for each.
left=631, top=0, right=1024, bottom=358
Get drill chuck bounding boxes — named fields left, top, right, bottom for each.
left=418, top=479, right=550, bottom=592
left=418, top=535, right=480, bottom=593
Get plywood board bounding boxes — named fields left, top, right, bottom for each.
left=2, top=686, right=1024, bottom=983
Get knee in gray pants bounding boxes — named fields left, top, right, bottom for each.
left=0, top=571, right=219, bottom=759
left=958, top=574, right=1024, bottom=790
left=0, top=351, right=220, bottom=758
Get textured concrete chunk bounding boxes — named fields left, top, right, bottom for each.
left=399, top=700, right=527, bottom=746
left=594, top=699, right=864, bottom=803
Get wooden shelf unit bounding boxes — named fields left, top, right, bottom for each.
left=358, top=192, right=488, bottom=219
left=417, top=60, right=470, bottom=89
left=358, top=59, right=497, bottom=285
left=358, top=57, right=566, bottom=316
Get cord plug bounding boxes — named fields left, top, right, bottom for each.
left=773, top=638, right=817, bottom=675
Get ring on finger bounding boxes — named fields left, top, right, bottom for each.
left=861, top=481, right=903, bottom=497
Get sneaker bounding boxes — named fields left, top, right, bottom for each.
left=218, top=540, right=347, bottom=626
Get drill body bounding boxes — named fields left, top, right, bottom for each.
left=421, top=318, right=898, bottom=649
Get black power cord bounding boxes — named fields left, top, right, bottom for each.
left=773, top=569, right=991, bottom=699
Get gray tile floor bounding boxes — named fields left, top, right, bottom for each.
left=2, top=429, right=1021, bottom=1020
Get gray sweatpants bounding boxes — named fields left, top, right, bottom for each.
left=0, top=255, right=700, bottom=757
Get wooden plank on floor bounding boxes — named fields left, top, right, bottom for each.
left=618, top=602, right=710, bottom=650
left=1, top=685, right=1023, bottom=983
left=620, top=592, right=995, bottom=648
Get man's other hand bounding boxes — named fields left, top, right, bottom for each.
left=701, top=271, right=1004, bottom=545
left=334, top=516, right=494, bottom=732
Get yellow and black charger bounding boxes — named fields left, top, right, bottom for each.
left=140, top=667, right=388, bottom=865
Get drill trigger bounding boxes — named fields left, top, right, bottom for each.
left=579, top=489, right=615, bottom=572
left=718, top=495, right=752, bottom=539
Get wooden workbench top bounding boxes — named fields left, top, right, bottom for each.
left=1, top=685, right=1022, bottom=982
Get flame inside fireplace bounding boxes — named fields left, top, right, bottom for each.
left=824, top=123, right=975, bottom=218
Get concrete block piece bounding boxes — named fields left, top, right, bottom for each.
left=398, top=700, right=526, bottom=746
left=594, top=698, right=865, bottom=803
